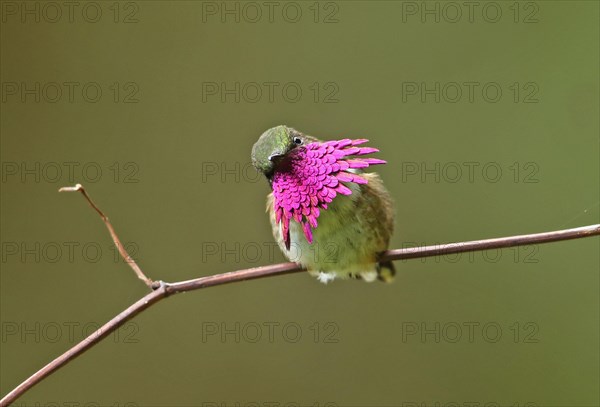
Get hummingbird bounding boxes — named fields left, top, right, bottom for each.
left=251, top=125, right=395, bottom=284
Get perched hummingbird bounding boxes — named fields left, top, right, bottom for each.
left=251, top=125, right=395, bottom=284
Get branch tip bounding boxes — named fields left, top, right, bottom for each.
left=58, top=184, right=82, bottom=193
left=57, top=184, right=153, bottom=289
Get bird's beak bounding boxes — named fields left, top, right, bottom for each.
left=268, top=153, right=285, bottom=162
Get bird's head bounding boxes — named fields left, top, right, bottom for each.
left=251, top=125, right=316, bottom=178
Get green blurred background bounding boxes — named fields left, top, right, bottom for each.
left=1, top=1, right=598, bottom=406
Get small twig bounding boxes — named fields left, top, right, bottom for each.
left=1, top=185, right=598, bottom=406
left=58, top=184, right=153, bottom=287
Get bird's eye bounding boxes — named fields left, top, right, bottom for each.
left=293, top=137, right=303, bottom=145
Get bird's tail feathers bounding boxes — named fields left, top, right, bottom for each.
left=377, top=260, right=395, bottom=283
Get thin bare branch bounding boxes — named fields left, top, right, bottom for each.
left=166, top=223, right=600, bottom=294
left=58, top=184, right=153, bottom=287
left=1, top=185, right=598, bottom=406
left=382, top=224, right=600, bottom=260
